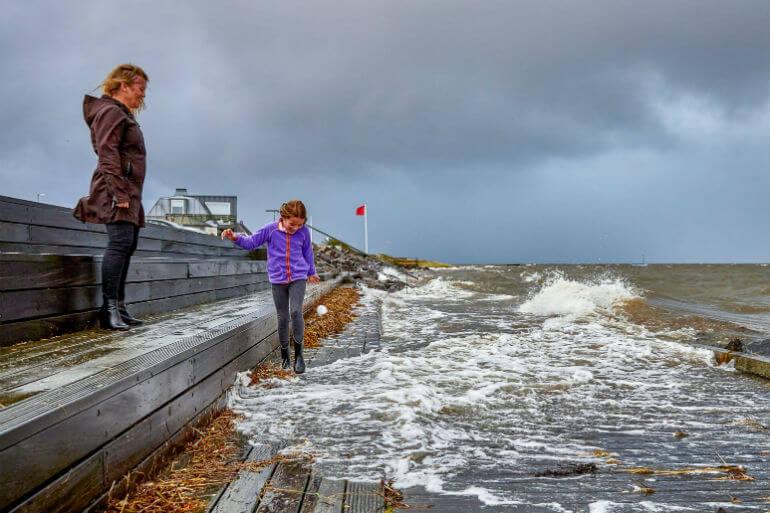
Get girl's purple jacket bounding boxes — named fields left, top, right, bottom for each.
left=234, top=222, right=316, bottom=284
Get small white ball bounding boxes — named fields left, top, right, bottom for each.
left=316, top=304, right=328, bottom=316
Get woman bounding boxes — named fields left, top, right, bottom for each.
left=74, top=64, right=149, bottom=330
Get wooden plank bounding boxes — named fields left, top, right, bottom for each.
left=0, top=199, right=93, bottom=231
left=0, top=310, right=97, bottom=347
left=311, top=479, right=345, bottom=513
left=192, top=318, right=274, bottom=382
left=7, top=451, right=105, bottom=513
left=210, top=444, right=277, bottom=513
left=188, top=260, right=267, bottom=278
left=0, top=257, right=99, bottom=291
left=0, top=274, right=266, bottom=323
left=346, top=481, right=384, bottom=513
left=28, top=225, right=118, bottom=250
left=0, top=242, right=109, bottom=255
left=298, top=474, right=323, bottom=513
left=0, top=221, right=30, bottom=243
left=162, top=240, right=225, bottom=256
left=0, top=197, right=244, bottom=250
left=0, top=286, right=101, bottom=323
left=254, top=461, right=310, bottom=513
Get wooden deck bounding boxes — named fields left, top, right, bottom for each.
left=0, top=194, right=271, bottom=346
left=208, top=444, right=385, bottom=513
left=0, top=280, right=339, bottom=513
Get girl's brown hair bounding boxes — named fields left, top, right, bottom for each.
left=101, top=64, right=149, bottom=111
left=280, top=200, right=307, bottom=220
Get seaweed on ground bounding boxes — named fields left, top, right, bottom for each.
left=303, top=287, right=361, bottom=349
left=102, top=411, right=245, bottom=513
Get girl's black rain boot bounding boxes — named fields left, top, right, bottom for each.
left=101, top=299, right=129, bottom=331
left=280, top=344, right=291, bottom=370
left=293, top=341, right=306, bottom=374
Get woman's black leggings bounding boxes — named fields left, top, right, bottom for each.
left=103, top=221, right=139, bottom=301
left=271, top=279, right=307, bottom=348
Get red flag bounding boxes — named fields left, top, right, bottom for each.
left=356, top=204, right=366, bottom=216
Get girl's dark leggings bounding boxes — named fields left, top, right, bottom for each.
left=103, top=221, right=139, bottom=301
left=271, top=279, right=307, bottom=348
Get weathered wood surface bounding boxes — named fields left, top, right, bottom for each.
left=312, top=479, right=346, bottom=513
left=0, top=253, right=269, bottom=346
left=0, top=195, right=253, bottom=256
left=0, top=195, right=269, bottom=345
left=210, top=444, right=278, bottom=513
left=0, top=279, right=339, bottom=513
left=346, top=481, right=384, bottom=513
left=254, top=461, right=311, bottom=513
left=210, top=464, right=367, bottom=513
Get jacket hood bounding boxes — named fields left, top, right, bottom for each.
left=83, top=94, right=130, bottom=127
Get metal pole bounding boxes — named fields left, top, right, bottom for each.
left=364, top=203, right=368, bottom=254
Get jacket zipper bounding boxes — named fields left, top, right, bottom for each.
left=285, top=232, right=292, bottom=283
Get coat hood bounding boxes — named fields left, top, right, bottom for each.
left=83, top=94, right=131, bottom=128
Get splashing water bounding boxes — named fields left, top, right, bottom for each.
left=230, top=265, right=770, bottom=510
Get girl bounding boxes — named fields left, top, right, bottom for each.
left=221, top=200, right=320, bottom=374
left=75, top=64, right=149, bottom=330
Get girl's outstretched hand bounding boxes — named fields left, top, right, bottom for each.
left=308, top=275, right=320, bottom=284
left=221, top=228, right=237, bottom=241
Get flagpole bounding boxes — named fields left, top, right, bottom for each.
left=364, top=203, right=368, bottom=254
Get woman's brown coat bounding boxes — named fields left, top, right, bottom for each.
left=74, top=95, right=147, bottom=227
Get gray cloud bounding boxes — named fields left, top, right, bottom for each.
left=1, top=0, right=768, bottom=262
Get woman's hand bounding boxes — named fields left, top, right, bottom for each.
left=221, top=228, right=237, bottom=241
left=308, top=275, right=320, bottom=284
left=116, top=201, right=129, bottom=209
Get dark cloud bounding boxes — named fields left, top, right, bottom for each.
left=1, top=0, right=768, bottom=262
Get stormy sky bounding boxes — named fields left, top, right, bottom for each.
left=1, top=1, right=768, bottom=263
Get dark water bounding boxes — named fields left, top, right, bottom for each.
left=231, top=264, right=770, bottom=511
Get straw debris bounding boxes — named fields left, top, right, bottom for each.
left=304, top=287, right=361, bottom=349
left=102, top=410, right=244, bottom=513
left=249, top=360, right=295, bottom=387
left=621, top=465, right=754, bottom=481
left=383, top=479, right=411, bottom=512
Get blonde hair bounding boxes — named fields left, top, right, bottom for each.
left=101, top=64, right=149, bottom=111
left=280, top=200, right=307, bottom=220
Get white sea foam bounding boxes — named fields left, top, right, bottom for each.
left=518, top=272, right=638, bottom=320
left=520, top=270, right=543, bottom=283
left=588, top=501, right=616, bottom=513
left=377, top=265, right=412, bottom=282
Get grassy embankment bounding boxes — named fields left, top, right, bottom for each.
left=324, top=237, right=452, bottom=268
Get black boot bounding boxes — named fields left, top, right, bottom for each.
left=293, top=341, right=306, bottom=374
left=280, top=345, right=291, bottom=370
left=118, top=301, right=143, bottom=326
left=101, top=299, right=129, bottom=330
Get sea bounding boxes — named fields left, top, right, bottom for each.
left=230, top=264, right=770, bottom=512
